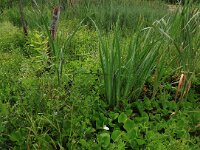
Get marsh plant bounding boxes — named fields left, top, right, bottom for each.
left=156, top=1, right=200, bottom=99
left=95, top=1, right=200, bottom=107
left=93, top=20, right=161, bottom=107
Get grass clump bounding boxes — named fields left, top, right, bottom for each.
left=95, top=22, right=162, bottom=107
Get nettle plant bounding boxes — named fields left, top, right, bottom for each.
left=26, top=30, right=49, bottom=71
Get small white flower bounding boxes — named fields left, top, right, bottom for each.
left=103, top=125, right=109, bottom=131
left=171, top=112, right=176, bottom=116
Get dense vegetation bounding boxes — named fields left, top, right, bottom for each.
left=0, top=0, right=199, bottom=149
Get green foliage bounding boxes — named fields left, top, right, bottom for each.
left=98, top=132, right=110, bottom=148
left=65, top=0, right=169, bottom=30
left=0, top=21, right=25, bottom=52
left=24, top=6, right=51, bottom=30
left=1, top=7, right=21, bottom=26
left=155, top=2, right=200, bottom=99
left=67, top=25, right=99, bottom=60
left=25, top=30, right=49, bottom=70
left=95, top=21, right=164, bottom=107
left=88, top=94, right=199, bottom=149
left=26, top=31, right=48, bottom=55
left=0, top=0, right=200, bottom=149
left=162, top=0, right=200, bottom=4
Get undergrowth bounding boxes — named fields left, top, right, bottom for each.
left=0, top=0, right=199, bottom=149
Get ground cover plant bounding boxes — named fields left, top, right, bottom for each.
left=0, top=0, right=199, bottom=149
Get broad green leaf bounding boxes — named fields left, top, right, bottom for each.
left=124, top=119, right=135, bottom=131
left=118, top=112, right=127, bottom=123
left=125, top=109, right=132, bottom=116
left=98, top=133, right=110, bottom=148
left=111, top=130, right=121, bottom=142
left=127, top=129, right=137, bottom=140
left=109, top=112, right=119, bottom=120
left=136, top=138, right=146, bottom=145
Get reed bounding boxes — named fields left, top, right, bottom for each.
left=92, top=18, right=162, bottom=107
left=156, top=0, right=200, bottom=99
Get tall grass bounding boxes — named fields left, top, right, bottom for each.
left=92, top=18, right=163, bottom=107
left=64, top=0, right=169, bottom=31
left=93, top=0, right=199, bottom=107
left=156, top=0, right=200, bottom=99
